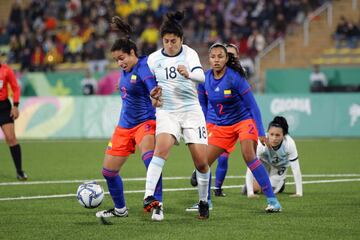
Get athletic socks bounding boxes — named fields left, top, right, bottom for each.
left=246, top=158, right=276, bottom=199
left=196, top=168, right=210, bottom=202
left=102, top=168, right=125, bottom=209
left=9, top=144, right=22, bottom=173
left=142, top=151, right=163, bottom=202
left=144, top=156, right=165, bottom=199
left=215, top=152, right=229, bottom=189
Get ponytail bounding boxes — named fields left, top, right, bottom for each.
left=110, top=16, right=137, bottom=56
left=268, top=116, right=289, bottom=135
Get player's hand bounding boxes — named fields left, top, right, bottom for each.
left=151, top=98, right=163, bottom=108
left=247, top=194, right=259, bottom=199
left=289, top=193, right=303, bottom=198
left=259, top=136, right=267, bottom=146
left=150, top=86, right=162, bottom=100
left=177, top=65, right=189, bottom=78
left=10, top=107, right=19, bottom=120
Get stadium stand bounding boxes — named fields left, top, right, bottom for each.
left=1, top=0, right=326, bottom=74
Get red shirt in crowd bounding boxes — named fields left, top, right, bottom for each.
left=0, top=64, right=20, bottom=104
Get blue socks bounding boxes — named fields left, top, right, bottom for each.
left=142, top=151, right=163, bottom=202
left=102, top=168, right=125, bottom=209
left=215, top=152, right=229, bottom=189
left=246, top=158, right=276, bottom=199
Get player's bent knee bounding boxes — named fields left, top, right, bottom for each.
left=195, top=162, right=209, bottom=173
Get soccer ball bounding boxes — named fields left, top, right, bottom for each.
left=76, top=182, right=104, bottom=208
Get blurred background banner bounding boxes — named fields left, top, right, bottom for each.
left=0, top=94, right=358, bottom=140
left=258, top=94, right=360, bottom=137
left=0, top=96, right=120, bottom=139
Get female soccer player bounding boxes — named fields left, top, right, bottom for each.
left=95, top=17, right=162, bottom=221
left=190, top=81, right=233, bottom=199
left=196, top=43, right=281, bottom=212
left=0, top=61, right=27, bottom=180
left=142, top=11, right=211, bottom=220
left=244, top=116, right=303, bottom=198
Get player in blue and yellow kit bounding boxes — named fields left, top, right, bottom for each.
left=96, top=17, right=162, bottom=219
left=190, top=82, right=235, bottom=199
left=201, top=43, right=281, bottom=212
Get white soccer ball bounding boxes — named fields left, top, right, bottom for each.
left=76, top=182, right=104, bottom=208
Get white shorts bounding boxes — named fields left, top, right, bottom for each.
left=263, top=161, right=288, bottom=193
left=155, top=109, right=208, bottom=145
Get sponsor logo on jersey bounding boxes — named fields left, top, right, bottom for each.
left=349, top=103, right=360, bottom=127
left=215, top=87, right=220, bottom=92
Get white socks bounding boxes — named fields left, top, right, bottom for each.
left=144, top=156, right=165, bottom=198
left=196, top=169, right=210, bottom=202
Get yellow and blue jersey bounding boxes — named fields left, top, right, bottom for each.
left=118, top=56, right=157, bottom=128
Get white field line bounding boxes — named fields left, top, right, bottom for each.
left=1, top=174, right=360, bottom=186
left=0, top=178, right=359, bottom=201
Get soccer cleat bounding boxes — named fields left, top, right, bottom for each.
left=265, top=198, right=282, bottom=213
left=96, top=208, right=128, bottom=218
left=16, top=171, right=28, bottom=181
left=143, top=195, right=160, bottom=212
left=190, top=170, right=197, bottom=187
left=214, top=188, right=226, bottom=197
left=198, top=200, right=209, bottom=219
left=241, top=185, right=247, bottom=195
left=186, top=200, right=213, bottom=212
left=151, top=205, right=164, bottom=221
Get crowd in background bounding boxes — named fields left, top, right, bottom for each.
left=0, top=0, right=328, bottom=73
left=333, top=15, right=360, bottom=49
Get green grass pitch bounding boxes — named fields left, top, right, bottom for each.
left=0, top=139, right=359, bottom=240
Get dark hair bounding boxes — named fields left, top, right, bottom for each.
left=268, top=116, right=289, bottom=135
left=110, top=16, right=138, bottom=56
left=209, top=43, right=246, bottom=77
left=226, top=43, right=239, bottom=56
left=160, top=11, right=184, bottom=38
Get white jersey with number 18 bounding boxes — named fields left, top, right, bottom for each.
left=147, top=44, right=203, bottom=112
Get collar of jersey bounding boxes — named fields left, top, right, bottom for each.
left=161, top=46, right=183, bottom=57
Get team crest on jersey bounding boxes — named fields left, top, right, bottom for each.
left=224, top=89, right=232, bottom=98
left=130, top=75, right=137, bottom=83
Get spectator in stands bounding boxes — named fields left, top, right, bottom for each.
left=81, top=69, right=97, bottom=95
left=346, top=20, right=360, bottom=49
left=247, top=29, right=266, bottom=58
left=139, top=15, right=159, bottom=55
left=334, top=16, right=349, bottom=48
left=309, top=64, right=328, bottom=92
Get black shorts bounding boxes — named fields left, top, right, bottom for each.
left=0, top=99, right=14, bottom=126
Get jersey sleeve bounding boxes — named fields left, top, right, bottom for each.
left=146, top=54, right=156, bottom=75
left=256, top=140, right=266, bottom=157
left=140, top=62, right=157, bottom=93
left=197, top=83, right=207, bottom=117
left=7, top=67, right=20, bottom=104
left=235, top=76, right=265, bottom=136
left=286, top=136, right=298, bottom=161
left=186, top=46, right=203, bottom=73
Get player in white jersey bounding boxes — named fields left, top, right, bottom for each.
left=143, top=11, right=210, bottom=220
left=243, top=116, right=303, bottom=198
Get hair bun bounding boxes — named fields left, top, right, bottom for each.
left=166, top=11, right=184, bottom=23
